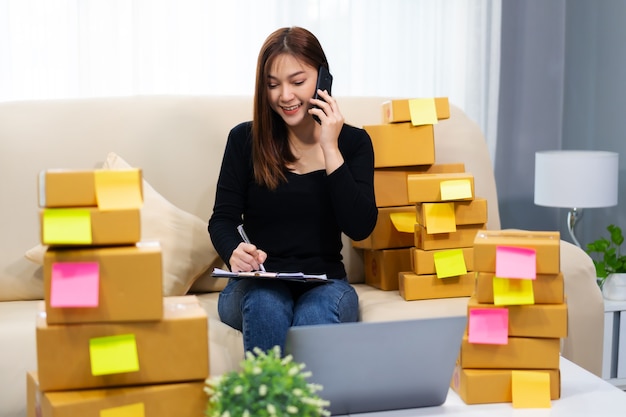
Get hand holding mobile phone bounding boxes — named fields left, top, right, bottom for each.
left=312, top=65, right=333, bottom=124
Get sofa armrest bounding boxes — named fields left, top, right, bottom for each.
left=560, top=239, right=604, bottom=376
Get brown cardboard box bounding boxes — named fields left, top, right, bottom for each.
left=411, top=247, right=474, bottom=275
left=363, top=123, right=435, bottom=168
left=382, top=97, right=451, bottom=123
left=399, top=271, right=475, bottom=301
left=36, top=296, right=208, bottom=392
left=27, top=371, right=206, bottom=417
left=473, top=230, right=561, bottom=274
left=38, top=168, right=142, bottom=208
left=407, top=173, right=475, bottom=203
left=458, top=333, right=561, bottom=369
left=467, top=296, right=568, bottom=338
left=40, top=207, right=141, bottom=246
left=364, top=248, right=412, bottom=291
left=414, top=223, right=484, bottom=251
left=352, top=206, right=415, bottom=250
left=416, top=198, right=488, bottom=227
left=451, top=366, right=561, bottom=404
left=475, top=271, right=565, bottom=304
left=43, top=243, right=163, bottom=324
left=374, top=164, right=466, bottom=207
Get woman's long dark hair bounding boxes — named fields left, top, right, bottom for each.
left=252, top=27, right=329, bottom=190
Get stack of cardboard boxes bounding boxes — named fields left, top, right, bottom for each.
left=452, top=229, right=567, bottom=406
left=354, top=98, right=486, bottom=301
left=27, top=169, right=208, bottom=417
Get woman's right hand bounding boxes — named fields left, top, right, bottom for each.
left=229, top=242, right=267, bottom=272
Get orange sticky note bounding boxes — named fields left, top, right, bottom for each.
left=512, top=371, right=552, bottom=408
left=493, top=276, right=535, bottom=306
left=42, top=208, right=92, bottom=244
left=440, top=179, right=472, bottom=201
left=468, top=308, right=509, bottom=345
left=94, top=169, right=143, bottom=210
left=389, top=212, right=417, bottom=233
left=90, top=334, right=140, bottom=376
left=408, top=98, right=438, bottom=126
left=496, top=246, right=537, bottom=279
left=433, top=249, right=467, bottom=278
left=100, top=402, right=145, bottom=417
left=50, top=262, right=99, bottom=308
left=423, top=202, right=456, bottom=234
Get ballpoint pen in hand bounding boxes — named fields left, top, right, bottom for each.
left=237, top=224, right=266, bottom=272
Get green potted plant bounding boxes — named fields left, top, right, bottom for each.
left=204, top=346, right=330, bottom=417
left=586, top=224, right=626, bottom=299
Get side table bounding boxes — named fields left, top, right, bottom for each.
left=603, top=298, right=626, bottom=389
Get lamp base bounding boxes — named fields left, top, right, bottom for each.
left=567, top=208, right=583, bottom=248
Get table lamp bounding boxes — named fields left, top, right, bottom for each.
left=534, top=150, right=619, bottom=248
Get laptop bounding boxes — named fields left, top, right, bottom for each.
left=284, top=316, right=466, bottom=415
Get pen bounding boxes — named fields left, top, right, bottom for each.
left=237, top=224, right=266, bottom=272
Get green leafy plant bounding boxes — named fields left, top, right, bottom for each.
left=586, top=224, right=626, bottom=287
left=204, top=346, right=330, bottom=417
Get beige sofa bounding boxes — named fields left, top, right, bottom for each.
left=0, top=96, right=603, bottom=417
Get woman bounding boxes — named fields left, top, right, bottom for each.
left=208, top=26, right=377, bottom=354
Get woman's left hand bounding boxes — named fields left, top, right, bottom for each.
left=310, top=89, right=345, bottom=173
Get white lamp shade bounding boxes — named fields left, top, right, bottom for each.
left=534, top=150, right=619, bottom=208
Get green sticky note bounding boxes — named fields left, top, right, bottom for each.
left=100, top=402, right=145, bottom=417
left=42, top=208, right=92, bottom=244
left=440, top=179, right=473, bottom=201
left=89, top=334, right=139, bottom=376
left=433, top=249, right=467, bottom=278
left=408, top=98, right=438, bottom=126
left=492, top=277, right=535, bottom=306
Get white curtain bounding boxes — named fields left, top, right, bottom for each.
left=0, top=0, right=501, bottom=160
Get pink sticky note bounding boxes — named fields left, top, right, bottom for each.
left=495, top=246, right=537, bottom=279
left=50, top=262, right=100, bottom=308
left=468, top=308, right=509, bottom=345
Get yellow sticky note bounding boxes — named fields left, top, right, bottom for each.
left=440, top=179, right=473, bottom=201
left=94, top=169, right=143, bottom=210
left=389, top=212, right=417, bottom=233
left=42, top=208, right=92, bottom=244
left=100, top=403, right=145, bottom=417
left=433, top=249, right=467, bottom=278
left=408, top=98, right=438, bottom=126
left=512, top=371, right=552, bottom=408
left=493, top=277, right=535, bottom=306
left=423, top=202, right=456, bottom=234
left=89, top=334, right=140, bottom=376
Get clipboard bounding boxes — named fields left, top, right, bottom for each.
left=211, top=268, right=329, bottom=283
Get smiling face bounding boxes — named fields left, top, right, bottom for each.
left=266, top=53, right=318, bottom=128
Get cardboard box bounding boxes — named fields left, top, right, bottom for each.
left=352, top=206, right=415, bottom=250
left=467, top=296, right=568, bottom=338
left=473, top=230, right=561, bottom=274
left=36, top=296, right=208, bottom=392
left=27, top=371, right=206, bottom=417
left=43, top=243, right=163, bottom=324
left=382, top=97, right=451, bottom=123
left=411, top=247, right=474, bottom=275
left=40, top=207, right=141, bottom=246
left=416, top=198, right=488, bottom=228
left=364, top=248, right=412, bottom=291
left=399, top=271, right=475, bottom=301
left=451, top=366, right=561, bottom=404
left=414, top=223, right=484, bottom=251
left=475, top=271, right=565, bottom=304
left=363, top=123, right=435, bottom=168
left=407, top=173, right=475, bottom=203
left=373, top=164, right=466, bottom=207
left=38, top=168, right=142, bottom=208
left=458, top=333, right=561, bottom=369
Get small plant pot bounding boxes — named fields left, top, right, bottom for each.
left=602, top=273, right=626, bottom=301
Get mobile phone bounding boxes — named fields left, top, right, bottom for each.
left=312, top=65, right=333, bottom=124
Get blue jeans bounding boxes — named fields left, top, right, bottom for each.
left=218, top=278, right=359, bottom=354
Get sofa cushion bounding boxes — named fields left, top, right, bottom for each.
left=24, top=152, right=225, bottom=296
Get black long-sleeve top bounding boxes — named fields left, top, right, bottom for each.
left=208, top=121, right=378, bottom=279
